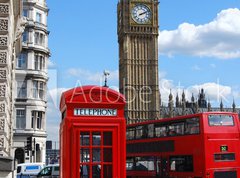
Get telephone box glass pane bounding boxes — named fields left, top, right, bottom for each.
left=92, top=132, right=101, bottom=146
left=80, top=165, right=89, bottom=178
left=80, top=132, right=90, bottom=146
left=92, top=148, right=101, bottom=162
left=80, top=149, right=90, bottom=163
left=103, top=165, right=112, bottom=178
left=104, top=148, right=112, bottom=162
left=103, top=132, right=112, bottom=146
left=92, top=165, right=101, bottom=178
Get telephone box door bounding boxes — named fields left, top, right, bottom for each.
left=75, top=127, right=118, bottom=178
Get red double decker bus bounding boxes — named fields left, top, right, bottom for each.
left=126, top=112, right=240, bottom=178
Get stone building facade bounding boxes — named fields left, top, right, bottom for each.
left=0, top=0, right=23, bottom=177
left=118, top=0, right=160, bottom=124
left=13, top=0, right=50, bottom=164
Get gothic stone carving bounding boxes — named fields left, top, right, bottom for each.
left=0, top=51, right=7, bottom=64
left=0, top=19, right=8, bottom=31
left=0, top=102, right=5, bottom=113
left=0, top=69, right=6, bottom=79
left=0, top=36, right=8, bottom=46
left=0, top=117, right=4, bottom=131
left=0, top=4, right=9, bottom=15
left=0, top=84, right=5, bottom=97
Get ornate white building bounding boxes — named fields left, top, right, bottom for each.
left=13, top=0, right=50, bottom=164
left=0, top=0, right=23, bottom=177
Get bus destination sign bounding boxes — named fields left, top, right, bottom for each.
left=74, top=108, right=117, bottom=117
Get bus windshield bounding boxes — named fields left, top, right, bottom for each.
left=208, top=114, right=234, bottom=126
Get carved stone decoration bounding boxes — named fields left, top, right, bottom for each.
left=0, top=19, right=8, bottom=31
left=0, top=69, right=6, bottom=79
left=0, top=102, right=5, bottom=113
left=0, top=36, right=8, bottom=46
left=0, top=84, right=6, bottom=97
left=0, top=137, right=4, bottom=148
left=0, top=51, right=7, bottom=64
left=0, top=117, right=4, bottom=131
left=0, top=4, right=9, bottom=15
left=15, top=17, right=27, bottom=42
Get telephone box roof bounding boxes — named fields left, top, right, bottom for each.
left=60, top=85, right=126, bottom=112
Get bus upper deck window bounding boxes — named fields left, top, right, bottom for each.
left=136, top=126, right=144, bottom=139
left=148, top=124, right=154, bottom=138
left=185, top=118, right=200, bottom=135
left=127, top=128, right=135, bottom=140
left=208, top=115, right=234, bottom=126
left=155, top=125, right=167, bottom=137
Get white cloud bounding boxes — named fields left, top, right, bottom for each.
left=48, top=60, right=56, bottom=68
left=67, top=68, right=119, bottom=85
left=192, top=65, right=201, bottom=71
left=159, top=8, right=240, bottom=59
left=159, top=78, right=235, bottom=106
left=189, top=83, right=232, bottom=102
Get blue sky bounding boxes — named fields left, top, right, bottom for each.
left=46, top=0, right=240, bottom=141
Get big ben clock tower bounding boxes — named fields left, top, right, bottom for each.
left=118, top=0, right=160, bottom=124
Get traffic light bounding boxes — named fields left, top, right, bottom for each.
left=26, top=136, right=32, bottom=151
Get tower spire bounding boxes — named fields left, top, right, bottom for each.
left=182, top=90, right=186, bottom=115
left=232, top=98, right=236, bottom=112
left=207, top=99, right=211, bottom=112
left=168, top=90, right=173, bottom=118
left=176, top=93, right=179, bottom=107
left=220, top=99, right=224, bottom=111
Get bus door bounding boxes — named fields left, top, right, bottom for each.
left=156, top=157, right=168, bottom=178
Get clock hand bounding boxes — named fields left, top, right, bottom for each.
left=139, top=11, right=147, bottom=16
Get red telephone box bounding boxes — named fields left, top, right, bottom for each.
left=59, top=86, right=126, bottom=178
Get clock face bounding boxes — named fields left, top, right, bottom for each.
left=131, top=4, right=151, bottom=24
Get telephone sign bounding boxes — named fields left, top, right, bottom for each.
left=74, top=108, right=117, bottom=116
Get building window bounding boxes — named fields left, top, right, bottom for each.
left=34, top=55, right=45, bottom=71
left=17, top=53, right=27, bottom=69
left=23, top=9, right=28, bottom=17
left=36, top=12, right=42, bottom=23
left=17, top=81, right=27, bottom=98
left=16, top=109, right=26, bottom=129
left=32, top=81, right=46, bottom=100
left=34, top=32, right=45, bottom=46
left=22, top=31, right=28, bottom=43
left=31, top=111, right=44, bottom=129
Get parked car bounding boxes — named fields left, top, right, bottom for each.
left=36, top=164, right=59, bottom=178
left=16, top=163, right=44, bottom=178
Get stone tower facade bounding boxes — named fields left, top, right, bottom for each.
left=118, top=0, right=160, bottom=124
left=0, top=0, right=23, bottom=177
left=13, top=0, right=50, bottom=164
